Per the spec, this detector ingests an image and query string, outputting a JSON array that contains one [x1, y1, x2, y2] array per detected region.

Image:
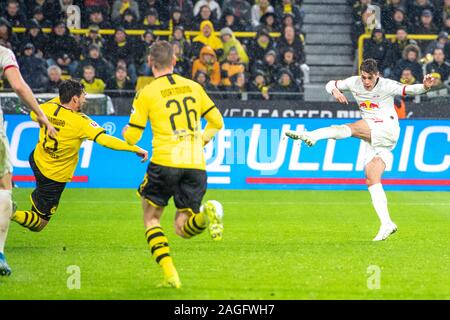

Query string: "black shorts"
[[138, 162, 207, 214], [29, 151, 66, 221]]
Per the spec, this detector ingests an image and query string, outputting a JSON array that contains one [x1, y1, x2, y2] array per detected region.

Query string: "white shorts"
[[0, 117, 12, 177], [363, 117, 400, 166]]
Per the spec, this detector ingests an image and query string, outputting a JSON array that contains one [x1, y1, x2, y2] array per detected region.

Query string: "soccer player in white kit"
[[286, 59, 435, 241], [0, 45, 57, 276]]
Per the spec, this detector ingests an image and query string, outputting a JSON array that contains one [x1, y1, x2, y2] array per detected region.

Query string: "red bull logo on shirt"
[[359, 100, 379, 110]]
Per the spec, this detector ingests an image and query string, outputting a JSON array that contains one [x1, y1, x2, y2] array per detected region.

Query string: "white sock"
[[368, 183, 393, 226], [308, 125, 352, 141], [0, 190, 12, 254]]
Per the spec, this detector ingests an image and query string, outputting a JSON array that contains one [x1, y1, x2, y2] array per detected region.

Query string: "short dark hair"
[[360, 58, 379, 74], [148, 40, 174, 70], [59, 80, 85, 104]]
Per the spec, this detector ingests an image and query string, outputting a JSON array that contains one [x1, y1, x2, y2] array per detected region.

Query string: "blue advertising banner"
[[5, 115, 450, 191]]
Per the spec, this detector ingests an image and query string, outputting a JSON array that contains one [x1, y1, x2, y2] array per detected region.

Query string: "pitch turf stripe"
[[246, 177, 450, 186], [13, 175, 88, 183]]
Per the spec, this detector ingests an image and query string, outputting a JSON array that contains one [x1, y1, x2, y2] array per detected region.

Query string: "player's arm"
[[389, 74, 434, 96], [123, 90, 148, 145], [95, 133, 148, 162], [200, 85, 224, 145], [4, 66, 57, 138], [325, 77, 354, 104]]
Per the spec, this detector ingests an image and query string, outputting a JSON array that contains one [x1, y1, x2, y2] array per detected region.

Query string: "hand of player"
[[36, 114, 58, 138], [332, 88, 348, 104], [423, 74, 435, 90], [135, 147, 149, 163]]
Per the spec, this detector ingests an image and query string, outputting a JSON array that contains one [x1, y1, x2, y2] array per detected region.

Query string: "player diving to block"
[[0, 45, 58, 276], [122, 41, 224, 289], [285, 58, 435, 241], [11, 80, 148, 232]]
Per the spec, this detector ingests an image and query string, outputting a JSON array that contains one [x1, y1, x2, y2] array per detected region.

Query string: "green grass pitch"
[[1, 188, 449, 299]]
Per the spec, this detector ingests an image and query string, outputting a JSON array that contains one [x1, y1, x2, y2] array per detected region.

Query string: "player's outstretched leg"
[[11, 209, 44, 232], [0, 189, 12, 276], [366, 157, 397, 241], [177, 209, 208, 239], [285, 124, 352, 147], [201, 200, 224, 241]]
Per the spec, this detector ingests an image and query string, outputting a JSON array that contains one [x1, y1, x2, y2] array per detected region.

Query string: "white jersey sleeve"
[[325, 76, 358, 94], [382, 78, 428, 96], [0, 46, 19, 72]]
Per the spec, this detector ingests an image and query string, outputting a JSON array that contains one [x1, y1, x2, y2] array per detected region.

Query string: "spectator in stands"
[[275, 0, 304, 30], [218, 9, 245, 32], [270, 68, 301, 101], [389, 27, 418, 68], [112, 0, 140, 23], [352, 0, 372, 23], [84, 1, 110, 12], [220, 27, 249, 65], [80, 65, 106, 94], [32, 6, 52, 28], [392, 44, 423, 82], [20, 19, 48, 59], [27, 1, 61, 24], [259, 12, 278, 33], [172, 40, 191, 77], [169, 6, 186, 30], [192, 45, 221, 86], [171, 26, 191, 61], [169, 0, 194, 28], [400, 67, 419, 85], [247, 70, 270, 100], [384, 7, 412, 34], [0, 18, 19, 52], [224, 72, 247, 100], [104, 27, 137, 82], [136, 29, 156, 76], [352, 6, 377, 51], [80, 25, 106, 58], [193, 70, 220, 99], [413, 9, 438, 34], [18, 43, 48, 90], [77, 44, 113, 82], [426, 48, 450, 86], [4, 0, 26, 27], [193, 5, 218, 30], [85, 6, 112, 29], [426, 31, 450, 58], [141, 8, 164, 30], [382, 0, 404, 30], [281, 13, 302, 34], [280, 48, 304, 89], [408, 0, 435, 26], [251, 0, 274, 30], [140, 0, 168, 24], [45, 65, 63, 93], [220, 47, 245, 87], [253, 49, 279, 85], [222, 0, 252, 28], [443, 14, 450, 34], [276, 26, 306, 65], [121, 8, 139, 29], [363, 28, 393, 76], [248, 28, 275, 67], [192, 20, 223, 58], [60, 0, 75, 18], [194, 0, 221, 21], [47, 21, 81, 76], [106, 66, 134, 97]]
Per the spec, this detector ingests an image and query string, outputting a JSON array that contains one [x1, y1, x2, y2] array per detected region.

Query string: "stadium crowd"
[[351, 0, 450, 91], [0, 0, 308, 100]]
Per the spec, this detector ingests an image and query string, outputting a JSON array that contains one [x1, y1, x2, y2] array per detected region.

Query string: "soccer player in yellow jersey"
[[122, 41, 224, 288], [11, 80, 148, 231]]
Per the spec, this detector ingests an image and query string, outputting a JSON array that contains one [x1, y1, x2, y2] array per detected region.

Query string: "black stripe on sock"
[[188, 219, 202, 233], [156, 253, 170, 264], [151, 242, 168, 255], [183, 225, 196, 237], [23, 211, 29, 226], [30, 216, 41, 229], [146, 232, 165, 243], [145, 227, 163, 238], [192, 217, 206, 231], [28, 212, 37, 227]]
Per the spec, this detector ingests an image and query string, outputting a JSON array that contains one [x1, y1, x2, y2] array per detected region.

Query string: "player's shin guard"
[[309, 125, 352, 141], [368, 183, 393, 226], [11, 210, 42, 231], [0, 190, 12, 253], [181, 212, 207, 239], [145, 225, 179, 283]]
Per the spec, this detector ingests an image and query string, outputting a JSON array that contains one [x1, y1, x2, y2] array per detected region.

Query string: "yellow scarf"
[[283, 4, 293, 14], [119, 1, 130, 15]]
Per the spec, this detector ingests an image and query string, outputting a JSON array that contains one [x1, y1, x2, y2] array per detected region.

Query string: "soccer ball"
[[201, 200, 224, 219]]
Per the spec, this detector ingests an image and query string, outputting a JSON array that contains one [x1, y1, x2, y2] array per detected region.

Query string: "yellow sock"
[[145, 225, 177, 279], [12, 210, 42, 231], [182, 212, 207, 238]]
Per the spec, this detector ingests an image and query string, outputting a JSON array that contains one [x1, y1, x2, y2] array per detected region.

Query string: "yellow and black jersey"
[[127, 73, 223, 170], [31, 97, 106, 183]]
